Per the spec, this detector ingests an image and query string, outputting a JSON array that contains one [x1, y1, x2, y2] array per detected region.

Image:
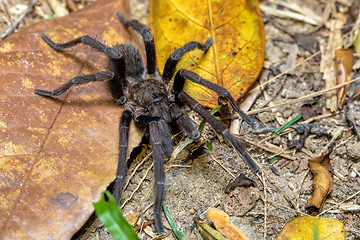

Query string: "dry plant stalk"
[[320, 19, 343, 112]]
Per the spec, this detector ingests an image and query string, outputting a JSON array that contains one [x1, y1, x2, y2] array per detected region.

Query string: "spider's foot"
[[34, 89, 57, 98], [249, 118, 276, 134], [116, 12, 128, 25]]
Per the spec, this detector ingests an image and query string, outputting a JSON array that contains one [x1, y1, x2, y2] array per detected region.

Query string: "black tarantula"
[[35, 12, 259, 235]]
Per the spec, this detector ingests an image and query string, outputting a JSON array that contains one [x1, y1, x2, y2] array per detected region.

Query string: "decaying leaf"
[[195, 219, 231, 240], [208, 208, 248, 240], [299, 101, 323, 120], [305, 149, 334, 214], [225, 173, 257, 194], [150, 0, 265, 107], [277, 216, 345, 240], [0, 0, 144, 239], [124, 213, 141, 226], [335, 48, 354, 109]]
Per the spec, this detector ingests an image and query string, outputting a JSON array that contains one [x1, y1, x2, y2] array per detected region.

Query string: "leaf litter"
[[2, 0, 360, 239]]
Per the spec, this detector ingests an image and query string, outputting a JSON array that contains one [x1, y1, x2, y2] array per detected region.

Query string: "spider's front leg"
[[173, 69, 255, 126], [149, 121, 167, 235], [117, 12, 157, 75], [176, 91, 259, 173], [113, 109, 133, 204], [173, 70, 259, 173]]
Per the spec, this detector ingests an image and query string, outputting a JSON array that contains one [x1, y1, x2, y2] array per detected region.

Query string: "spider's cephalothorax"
[[35, 12, 259, 235]]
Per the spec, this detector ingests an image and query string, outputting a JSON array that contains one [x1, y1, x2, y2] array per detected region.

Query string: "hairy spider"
[[34, 12, 259, 235]]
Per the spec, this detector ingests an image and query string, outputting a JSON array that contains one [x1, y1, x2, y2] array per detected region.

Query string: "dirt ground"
[[1, 0, 360, 239]]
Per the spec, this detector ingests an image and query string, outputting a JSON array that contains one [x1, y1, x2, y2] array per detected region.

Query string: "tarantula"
[[35, 12, 259, 235]]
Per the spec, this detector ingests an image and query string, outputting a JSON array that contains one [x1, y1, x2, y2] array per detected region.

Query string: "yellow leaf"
[[150, 0, 265, 107], [277, 216, 345, 240]]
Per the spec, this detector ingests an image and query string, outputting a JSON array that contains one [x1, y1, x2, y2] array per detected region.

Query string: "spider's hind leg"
[[34, 71, 114, 98]]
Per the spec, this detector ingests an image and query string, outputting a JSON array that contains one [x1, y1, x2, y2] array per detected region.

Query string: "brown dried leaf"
[[124, 213, 140, 226], [299, 101, 323, 120], [0, 0, 144, 239], [208, 208, 248, 240], [305, 149, 334, 214], [335, 48, 354, 109]]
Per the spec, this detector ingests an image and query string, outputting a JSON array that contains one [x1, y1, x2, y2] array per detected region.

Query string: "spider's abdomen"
[[129, 78, 171, 121]]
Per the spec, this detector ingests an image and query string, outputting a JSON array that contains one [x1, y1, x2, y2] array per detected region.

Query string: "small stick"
[[123, 151, 152, 190], [296, 169, 310, 211], [1, 0, 40, 39], [210, 155, 235, 178], [242, 138, 297, 161], [121, 162, 153, 208], [249, 50, 321, 93], [246, 76, 360, 115], [266, 198, 309, 216], [319, 189, 360, 216], [262, 172, 267, 240]]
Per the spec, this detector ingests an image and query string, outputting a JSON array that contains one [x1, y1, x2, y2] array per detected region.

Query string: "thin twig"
[[123, 151, 152, 190], [242, 138, 297, 161], [1, 0, 40, 39], [246, 76, 360, 115], [266, 198, 309, 216], [319, 189, 360, 216], [121, 162, 153, 209], [210, 155, 235, 178], [262, 172, 267, 240], [296, 169, 309, 211], [249, 50, 321, 93]]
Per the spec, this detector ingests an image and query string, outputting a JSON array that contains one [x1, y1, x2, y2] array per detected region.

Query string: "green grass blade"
[[93, 191, 139, 240], [271, 114, 302, 135], [162, 202, 183, 240], [197, 105, 222, 134]]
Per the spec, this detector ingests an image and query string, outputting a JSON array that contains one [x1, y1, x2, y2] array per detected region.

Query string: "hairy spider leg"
[[174, 69, 255, 126], [177, 91, 259, 173], [149, 121, 166, 235], [158, 120, 173, 157], [41, 34, 122, 60], [173, 70, 259, 173], [169, 103, 200, 139], [34, 71, 114, 97], [36, 34, 128, 101], [113, 109, 133, 204], [161, 39, 214, 139], [162, 39, 213, 83], [117, 12, 157, 75]]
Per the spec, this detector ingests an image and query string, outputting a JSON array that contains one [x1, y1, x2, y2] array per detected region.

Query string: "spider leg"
[[41, 34, 122, 61], [162, 38, 213, 83], [177, 91, 259, 173], [113, 109, 133, 204], [169, 103, 200, 139], [173, 69, 254, 126], [117, 12, 157, 75], [158, 120, 173, 157], [149, 121, 166, 235], [34, 71, 114, 98]]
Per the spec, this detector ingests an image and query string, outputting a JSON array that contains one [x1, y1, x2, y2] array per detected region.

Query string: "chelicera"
[[34, 12, 259, 235]]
